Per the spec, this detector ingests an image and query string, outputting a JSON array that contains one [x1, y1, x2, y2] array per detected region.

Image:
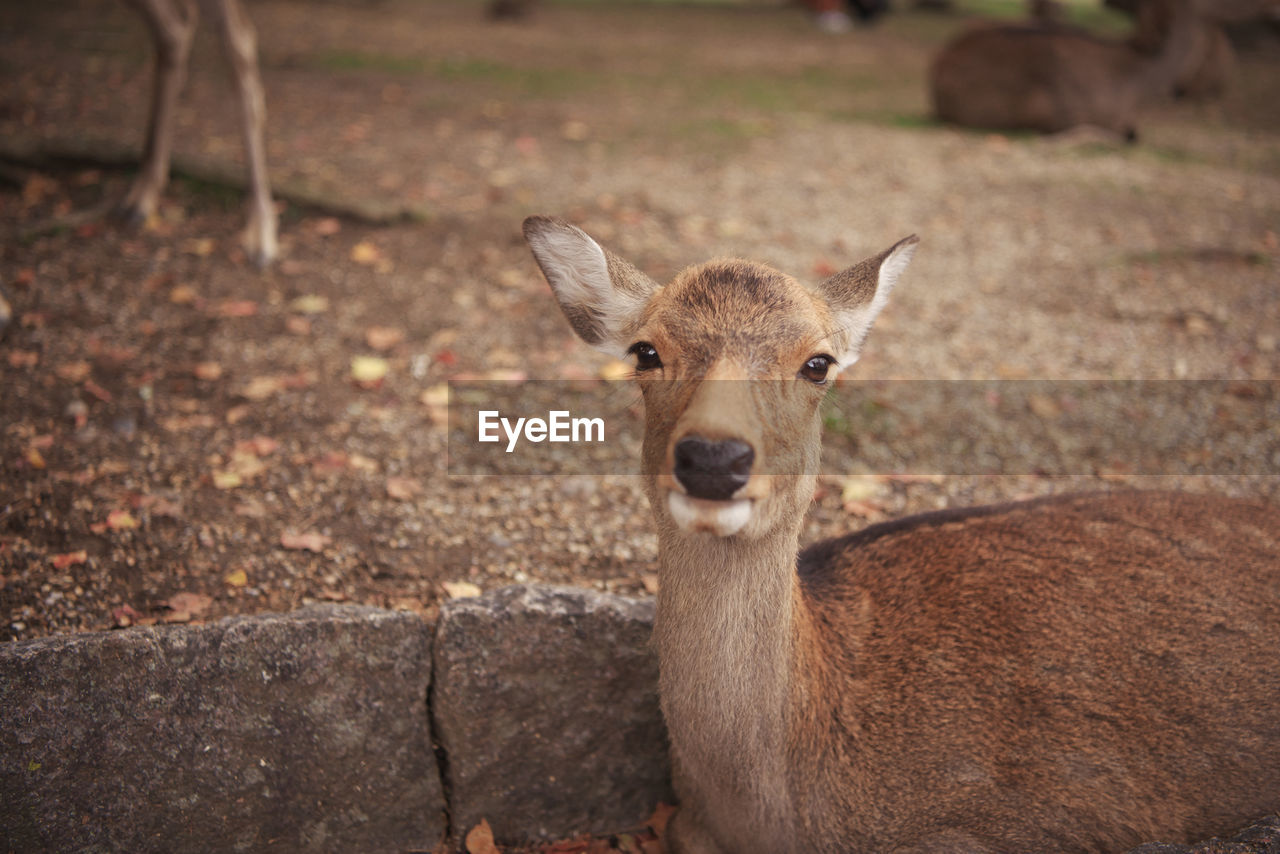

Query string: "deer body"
[[522, 216, 1280, 854], [119, 0, 277, 266], [929, 0, 1207, 138]]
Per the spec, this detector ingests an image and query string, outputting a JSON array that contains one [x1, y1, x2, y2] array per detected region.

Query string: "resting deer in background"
[[119, 0, 277, 267], [523, 215, 1280, 854], [929, 0, 1216, 138]]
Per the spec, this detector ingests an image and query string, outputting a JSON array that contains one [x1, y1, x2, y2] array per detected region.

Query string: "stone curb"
[[2, 586, 1276, 853]]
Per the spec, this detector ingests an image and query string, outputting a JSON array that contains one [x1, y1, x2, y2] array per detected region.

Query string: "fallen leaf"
[[443, 580, 483, 599], [106, 509, 139, 530], [465, 819, 500, 854], [646, 802, 676, 837], [241, 375, 286, 400], [169, 284, 198, 305], [312, 451, 350, 476], [212, 470, 243, 490], [24, 446, 46, 469], [840, 477, 879, 504], [193, 361, 223, 381], [83, 379, 113, 403], [165, 591, 213, 623], [311, 217, 342, 237], [112, 604, 141, 628], [289, 294, 329, 315], [351, 355, 390, 386], [8, 350, 39, 368], [285, 316, 312, 336], [350, 241, 382, 265], [183, 237, 216, 257], [843, 499, 883, 519], [55, 361, 92, 383], [50, 550, 88, 570], [641, 574, 660, 595], [1027, 393, 1062, 419], [216, 299, 258, 318], [386, 476, 422, 500], [235, 436, 280, 456], [365, 325, 406, 352], [280, 530, 332, 553]]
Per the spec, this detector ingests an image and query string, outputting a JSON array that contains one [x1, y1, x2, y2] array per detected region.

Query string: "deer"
[[929, 0, 1218, 139], [522, 215, 1280, 854], [117, 0, 277, 267]]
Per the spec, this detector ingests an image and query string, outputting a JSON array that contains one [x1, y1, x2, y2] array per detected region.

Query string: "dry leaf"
[[241, 375, 286, 401], [106, 509, 139, 530], [169, 284, 198, 304], [216, 299, 258, 318], [184, 237, 216, 257], [165, 591, 213, 623], [641, 574, 660, 595], [212, 471, 243, 490], [464, 819, 500, 854], [350, 241, 382, 265], [112, 604, 141, 628], [55, 361, 92, 383], [50, 550, 88, 570], [365, 325, 406, 352], [843, 499, 883, 519], [443, 580, 483, 599], [289, 294, 330, 315], [8, 350, 39, 368], [840, 477, 879, 504], [280, 530, 332, 553], [647, 802, 676, 836], [1027, 393, 1062, 419], [351, 355, 390, 386], [24, 446, 46, 469], [193, 361, 223, 381], [386, 476, 422, 500], [311, 217, 342, 236]]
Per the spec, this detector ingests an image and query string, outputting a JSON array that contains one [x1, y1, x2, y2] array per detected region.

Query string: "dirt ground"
[[1, 0, 1278, 648]]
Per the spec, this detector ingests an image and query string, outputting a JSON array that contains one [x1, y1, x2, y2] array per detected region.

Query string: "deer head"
[[524, 215, 917, 539]]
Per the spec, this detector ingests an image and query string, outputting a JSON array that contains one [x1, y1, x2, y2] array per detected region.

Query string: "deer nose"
[[673, 437, 755, 501]]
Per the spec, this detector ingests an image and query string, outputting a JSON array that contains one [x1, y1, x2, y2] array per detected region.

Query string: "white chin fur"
[[668, 492, 752, 537]]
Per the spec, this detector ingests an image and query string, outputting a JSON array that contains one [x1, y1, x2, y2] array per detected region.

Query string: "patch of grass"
[[303, 50, 600, 98]]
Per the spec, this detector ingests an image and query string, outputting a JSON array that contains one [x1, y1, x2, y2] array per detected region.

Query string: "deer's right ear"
[[523, 216, 659, 358]]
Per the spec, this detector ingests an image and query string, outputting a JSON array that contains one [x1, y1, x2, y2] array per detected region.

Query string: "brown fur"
[[521, 216, 1280, 854], [929, 0, 1215, 137]]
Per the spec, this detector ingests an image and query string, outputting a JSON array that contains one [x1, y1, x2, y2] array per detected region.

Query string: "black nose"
[[673, 437, 755, 501]]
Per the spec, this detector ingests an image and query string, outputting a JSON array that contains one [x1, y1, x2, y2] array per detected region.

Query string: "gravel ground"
[[1, 0, 1278, 641]]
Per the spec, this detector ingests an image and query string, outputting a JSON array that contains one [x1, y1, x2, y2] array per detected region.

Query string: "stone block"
[[433, 585, 670, 848], [0, 605, 443, 853]]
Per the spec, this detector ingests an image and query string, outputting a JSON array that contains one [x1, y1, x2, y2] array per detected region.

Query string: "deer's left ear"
[[523, 216, 660, 358], [815, 234, 918, 371]]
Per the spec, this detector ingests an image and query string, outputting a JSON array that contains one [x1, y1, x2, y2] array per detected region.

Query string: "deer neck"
[[652, 496, 810, 848]]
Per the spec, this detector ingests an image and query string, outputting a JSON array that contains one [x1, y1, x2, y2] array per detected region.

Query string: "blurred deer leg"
[[210, 0, 277, 267], [119, 0, 198, 225]]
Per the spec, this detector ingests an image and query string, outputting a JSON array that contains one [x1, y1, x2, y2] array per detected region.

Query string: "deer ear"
[[816, 234, 918, 372], [523, 216, 660, 358]]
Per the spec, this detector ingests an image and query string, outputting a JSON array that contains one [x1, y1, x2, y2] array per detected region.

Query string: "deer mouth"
[[667, 491, 753, 537]]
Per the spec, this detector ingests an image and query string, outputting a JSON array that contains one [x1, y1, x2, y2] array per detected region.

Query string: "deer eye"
[[799, 355, 833, 385], [628, 342, 663, 372]]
